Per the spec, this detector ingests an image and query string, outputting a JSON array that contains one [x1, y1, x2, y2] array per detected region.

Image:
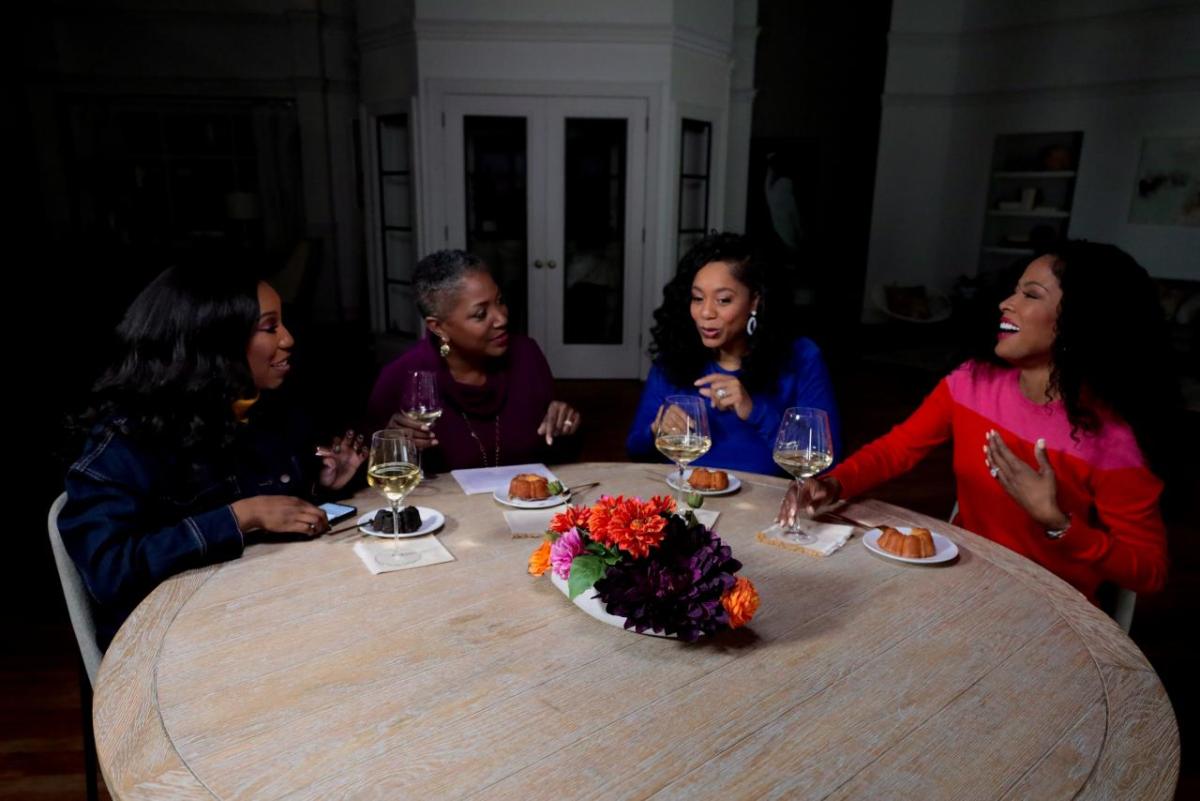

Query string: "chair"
[[948, 501, 1135, 634], [1112, 588, 1137, 634], [47, 493, 101, 801]]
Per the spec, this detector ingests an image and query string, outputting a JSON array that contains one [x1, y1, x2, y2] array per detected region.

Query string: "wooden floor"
[[6, 355, 1196, 800]]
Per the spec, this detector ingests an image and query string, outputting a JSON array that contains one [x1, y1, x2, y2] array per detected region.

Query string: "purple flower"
[[594, 514, 741, 641], [550, 527, 586, 579]]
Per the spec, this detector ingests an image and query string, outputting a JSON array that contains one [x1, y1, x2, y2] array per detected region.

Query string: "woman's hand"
[[315, 429, 366, 490], [776, 476, 843, 528], [385, 412, 439, 450], [984, 431, 1069, 530], [694, 374, 753, 420], [651, 403, 692, 436], [538, 401, 581, 445], [232, 496, 329, 536]]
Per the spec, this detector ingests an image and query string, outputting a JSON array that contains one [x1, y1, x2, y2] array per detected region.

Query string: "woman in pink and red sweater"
[[788, 241, 1179, 603]]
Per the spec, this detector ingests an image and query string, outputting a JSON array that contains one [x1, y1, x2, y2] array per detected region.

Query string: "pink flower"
[[550, 527, 586, 579]]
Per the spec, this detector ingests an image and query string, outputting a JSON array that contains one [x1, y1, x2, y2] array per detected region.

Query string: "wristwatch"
[[1045, 514, 1072, 540]]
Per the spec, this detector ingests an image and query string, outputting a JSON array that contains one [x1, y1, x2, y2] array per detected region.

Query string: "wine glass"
[[367, 430, 423, 566], [654, 395, 711, 503], [402, 370, 440, 477], [402, 370, 442, 427], [772, 407, 834, 544]]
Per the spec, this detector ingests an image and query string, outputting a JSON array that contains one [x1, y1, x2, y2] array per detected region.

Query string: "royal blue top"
[[626, 338, 842, 476]]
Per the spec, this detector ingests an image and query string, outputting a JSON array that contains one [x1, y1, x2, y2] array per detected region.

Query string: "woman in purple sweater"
[[366, 250, 582, 471]]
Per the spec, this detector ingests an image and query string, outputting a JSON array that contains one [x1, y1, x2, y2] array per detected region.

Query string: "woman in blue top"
[[627, 232, 841, 475]]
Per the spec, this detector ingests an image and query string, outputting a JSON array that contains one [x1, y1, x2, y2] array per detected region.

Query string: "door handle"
[[547, 260, 558, 269], [533, 260, 544, 269]]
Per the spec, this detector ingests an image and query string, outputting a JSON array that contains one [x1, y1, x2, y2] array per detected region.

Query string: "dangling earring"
[[746, 309, 758, 336], [439, 339, 451, 358]]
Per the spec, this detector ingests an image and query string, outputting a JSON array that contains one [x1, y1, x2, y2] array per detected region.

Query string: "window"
[[677, 118, 712, 258], [376, 114, 419, 334]]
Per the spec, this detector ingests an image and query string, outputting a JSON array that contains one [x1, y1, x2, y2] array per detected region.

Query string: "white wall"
[[867, 0, 1200, 313], [357, 0, 753, 357]]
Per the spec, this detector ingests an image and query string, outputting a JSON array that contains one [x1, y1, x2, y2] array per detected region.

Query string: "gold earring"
[[439, 339, 451, 358]]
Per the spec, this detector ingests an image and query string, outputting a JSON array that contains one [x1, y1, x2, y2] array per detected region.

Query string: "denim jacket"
[[60, 413, 318, 650]]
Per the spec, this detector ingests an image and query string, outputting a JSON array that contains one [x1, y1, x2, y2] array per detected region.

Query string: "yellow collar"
[[232, 394, 260, 423]]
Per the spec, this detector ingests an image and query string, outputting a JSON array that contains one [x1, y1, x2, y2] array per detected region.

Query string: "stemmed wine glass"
[[772, 407, 834, 544], [654, 395, 711, 504], [367, 430, 423, 566]]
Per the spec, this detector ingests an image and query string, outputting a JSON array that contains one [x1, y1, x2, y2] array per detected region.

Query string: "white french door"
[[442, 94, 647, 378]]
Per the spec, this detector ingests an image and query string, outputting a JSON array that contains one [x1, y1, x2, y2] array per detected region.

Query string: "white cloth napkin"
[[450, 463, 560, 495], [352, 536, 455, 574], [502, 507, 721, 537], [757, 522, 855, 557]]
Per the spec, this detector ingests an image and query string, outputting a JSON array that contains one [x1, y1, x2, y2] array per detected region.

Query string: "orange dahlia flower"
[[528, 541, 552, 576], [721, 577, 759, 628]]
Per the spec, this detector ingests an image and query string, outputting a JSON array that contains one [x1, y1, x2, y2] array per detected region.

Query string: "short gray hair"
[[413, 249, 489, 318]]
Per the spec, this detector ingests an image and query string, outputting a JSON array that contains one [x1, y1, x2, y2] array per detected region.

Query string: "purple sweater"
[[366, 335, 577, 471]]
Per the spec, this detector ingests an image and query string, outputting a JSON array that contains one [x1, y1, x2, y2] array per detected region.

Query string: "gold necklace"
[[460, 411, 501, 467]]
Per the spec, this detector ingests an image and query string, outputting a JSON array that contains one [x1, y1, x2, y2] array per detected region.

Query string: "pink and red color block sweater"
[[830, 361, 1167, 602]]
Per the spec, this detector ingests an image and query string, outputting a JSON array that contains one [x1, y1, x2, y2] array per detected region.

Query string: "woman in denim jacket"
[[60, 262, 364, 650]]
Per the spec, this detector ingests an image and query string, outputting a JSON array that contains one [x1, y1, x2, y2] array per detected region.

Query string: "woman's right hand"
[[231, 496, 329, 536], [651, 403, 692, 437], [385, 412, 439, 450], [776, 476, 842, 528]]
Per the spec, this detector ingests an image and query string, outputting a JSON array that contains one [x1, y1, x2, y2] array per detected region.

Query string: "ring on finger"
[[989, 466, 1000, 479], [715, 387, 728, 400]]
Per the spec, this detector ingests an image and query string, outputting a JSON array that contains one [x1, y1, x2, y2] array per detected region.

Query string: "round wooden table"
[[94, 462, 1179, 800]]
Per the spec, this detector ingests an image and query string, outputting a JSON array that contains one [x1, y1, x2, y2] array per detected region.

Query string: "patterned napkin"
[[756, 522, 856, 557]]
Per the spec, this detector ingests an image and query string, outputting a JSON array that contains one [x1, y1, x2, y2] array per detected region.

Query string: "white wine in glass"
[[773, 407, 834, 545], [654, 395, 711, 502], [403, 370, 443, 425], [367, 430, 422, 566]]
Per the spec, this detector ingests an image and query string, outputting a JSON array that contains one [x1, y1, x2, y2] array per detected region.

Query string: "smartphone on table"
[[318, 502, 357, 526]]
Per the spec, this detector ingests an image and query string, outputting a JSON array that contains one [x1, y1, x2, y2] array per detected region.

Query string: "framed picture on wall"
[[1129, 136, 1200, 227]]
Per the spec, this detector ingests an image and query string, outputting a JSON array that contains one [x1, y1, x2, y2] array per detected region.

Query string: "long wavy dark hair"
[[648, 233, 796, 393], [971, 240, 1180, 478], [75, 261, 264, 457]]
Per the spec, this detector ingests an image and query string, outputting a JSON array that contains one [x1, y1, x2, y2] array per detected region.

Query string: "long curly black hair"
[[648, 233, 796, 393], [74, 260, 264, 458], [971, 240, 1180, 478]]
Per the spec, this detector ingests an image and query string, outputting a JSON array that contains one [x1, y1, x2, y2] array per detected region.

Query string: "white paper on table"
[[352, 536, 455, 574], [503, 508, 559, 536], [450, 463, 560, 495]]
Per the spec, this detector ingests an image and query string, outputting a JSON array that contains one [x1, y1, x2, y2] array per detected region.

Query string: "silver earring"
[[746, 309, 758, 336]]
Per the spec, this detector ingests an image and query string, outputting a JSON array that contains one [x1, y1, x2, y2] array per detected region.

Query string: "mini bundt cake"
[[373, 506, 422, 534], [509, 473, 551, 500], [876, 526, 935, 558], [687, 468, 729, 491]]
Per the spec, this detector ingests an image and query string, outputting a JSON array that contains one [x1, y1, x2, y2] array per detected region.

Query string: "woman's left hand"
[[694, 374, 753, 420], [984, 430, 1070, 530], [538, 401, 581, 445], [315, 429, 366, 490]]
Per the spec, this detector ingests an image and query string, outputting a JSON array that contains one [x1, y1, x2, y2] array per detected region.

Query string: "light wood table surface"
[[94, 462, 1179, 800]]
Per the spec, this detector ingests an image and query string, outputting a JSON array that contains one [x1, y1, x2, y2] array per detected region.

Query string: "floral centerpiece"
[[528, 495, 759, 641]]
